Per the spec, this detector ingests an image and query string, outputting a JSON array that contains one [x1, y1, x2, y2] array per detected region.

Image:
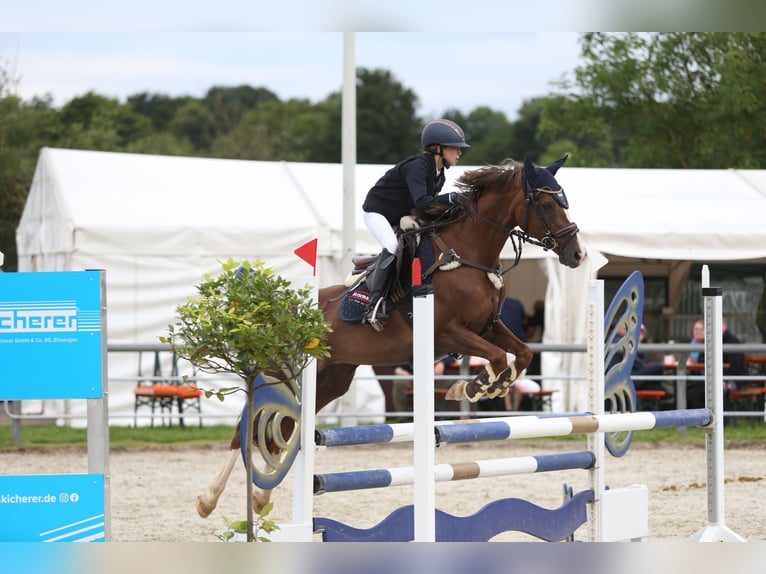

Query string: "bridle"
[[469, 174, 580, 274]]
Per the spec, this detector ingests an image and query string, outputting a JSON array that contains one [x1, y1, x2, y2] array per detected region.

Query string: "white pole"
[[689, 265, 745, 541], [286, 275, 318, 541], [341, 32, 356, 276], [412, 264, 436, 541], [586, 278, 605, 542]]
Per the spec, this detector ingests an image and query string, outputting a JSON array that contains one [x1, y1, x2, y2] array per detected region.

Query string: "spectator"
[[687, 319, 705, 367], [686, 319, 706, 408], [499, 297, 527, 341], [632, 324, 666, 392], [525, 299, 545, 342], [722, 320, 747, 381]]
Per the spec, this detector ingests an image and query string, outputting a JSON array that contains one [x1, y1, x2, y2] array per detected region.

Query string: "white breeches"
[[363, 210, 399, 254]]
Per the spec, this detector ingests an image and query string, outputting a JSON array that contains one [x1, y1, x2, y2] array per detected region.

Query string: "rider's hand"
[[449, 192, 466, 205]]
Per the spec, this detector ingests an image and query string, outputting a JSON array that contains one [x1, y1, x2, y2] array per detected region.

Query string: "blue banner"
[[0, 271, 103, 399], [0, 474, 105, 542]]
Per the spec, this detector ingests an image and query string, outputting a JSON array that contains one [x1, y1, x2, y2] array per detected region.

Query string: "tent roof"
[[18, 148, 766, 263], [560, 167, 766, 261]]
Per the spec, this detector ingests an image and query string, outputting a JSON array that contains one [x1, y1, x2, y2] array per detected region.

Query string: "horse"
[[196, 155, 587, 518]]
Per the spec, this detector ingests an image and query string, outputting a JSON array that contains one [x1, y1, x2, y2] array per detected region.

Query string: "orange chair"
[[132, 351, 203, 427]]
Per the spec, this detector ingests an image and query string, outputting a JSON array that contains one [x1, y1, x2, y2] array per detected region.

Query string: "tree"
[[355, 68, 421, 164], [58, 91, 153, 149], [0, 69, 62, 270], [168, 100, 217, 151], [204, 85, 279, 135], [211, 98, 335, 161], [538, 32, 766, 168], [163, 259, 331, 541], [127, 92, 195, 132], [441, 106, 514, 165]]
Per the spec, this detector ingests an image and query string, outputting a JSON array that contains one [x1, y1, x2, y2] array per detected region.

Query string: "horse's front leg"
[[485, 320, 533, 378], [438, 326, 528, 402]]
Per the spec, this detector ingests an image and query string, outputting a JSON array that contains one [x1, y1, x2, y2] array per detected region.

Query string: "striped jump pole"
[[435, 409, 713, 445], [315, 415, 548, 447], [314, 451, 596, 494]]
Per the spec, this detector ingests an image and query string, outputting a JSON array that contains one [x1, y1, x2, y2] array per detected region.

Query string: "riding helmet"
[[421, 119, 471, 148]]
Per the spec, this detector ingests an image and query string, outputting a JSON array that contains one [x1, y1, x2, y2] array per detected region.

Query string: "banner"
[[0, 271, 103, 399]]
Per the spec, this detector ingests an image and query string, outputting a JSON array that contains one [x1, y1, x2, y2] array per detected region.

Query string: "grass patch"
[[0, 424, 236, 450]]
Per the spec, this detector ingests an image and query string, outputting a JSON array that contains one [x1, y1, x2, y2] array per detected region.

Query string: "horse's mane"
[[455, 158, 521, 198], [412, 158, 522, 226]]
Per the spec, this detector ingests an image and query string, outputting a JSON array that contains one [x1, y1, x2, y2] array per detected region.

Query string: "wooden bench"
[[729, 387, 766, 414], [635, 389, 667, 411], [132, 350, 202, 427]]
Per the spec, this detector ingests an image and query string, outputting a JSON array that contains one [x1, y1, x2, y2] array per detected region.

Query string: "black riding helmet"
[[421, 119, 470, 169], [420, 119, 471, 149]]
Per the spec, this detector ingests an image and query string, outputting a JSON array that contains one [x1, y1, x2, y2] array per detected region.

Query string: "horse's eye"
[[541, 198, 556, 211]]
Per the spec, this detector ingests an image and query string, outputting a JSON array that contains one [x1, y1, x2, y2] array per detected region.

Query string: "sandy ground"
[[3, 437, 765, 543]]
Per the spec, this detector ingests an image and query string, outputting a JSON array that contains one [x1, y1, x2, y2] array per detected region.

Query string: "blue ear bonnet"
[[533, 167, 569, 208], [523, 155, 569, 209]]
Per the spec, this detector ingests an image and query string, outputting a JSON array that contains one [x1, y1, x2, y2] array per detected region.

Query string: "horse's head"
[[517, 155, 586, 268]]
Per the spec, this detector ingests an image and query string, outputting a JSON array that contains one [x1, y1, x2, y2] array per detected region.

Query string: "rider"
[[360, 118, 470, 331]]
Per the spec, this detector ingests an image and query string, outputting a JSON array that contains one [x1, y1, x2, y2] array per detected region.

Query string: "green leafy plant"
[[217, 502, 280, 542], [161, 258, 330, 541]]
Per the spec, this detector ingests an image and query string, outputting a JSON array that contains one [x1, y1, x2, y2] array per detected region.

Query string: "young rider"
[[361, 118, 470, 331]]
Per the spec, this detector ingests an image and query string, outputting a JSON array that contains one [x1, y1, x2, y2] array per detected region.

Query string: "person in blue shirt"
[[360, 119, 470, 331], [499, 297, 527, 341]]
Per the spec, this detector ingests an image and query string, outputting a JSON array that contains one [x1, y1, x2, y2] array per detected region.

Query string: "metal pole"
[[587, 279, 605, 541], [341, 32, 356, 275], [87, 270, 111, 541], [688, 265, 745, 541]]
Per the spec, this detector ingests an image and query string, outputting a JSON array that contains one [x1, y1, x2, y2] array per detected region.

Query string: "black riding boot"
[[361, 248, 396, 331]]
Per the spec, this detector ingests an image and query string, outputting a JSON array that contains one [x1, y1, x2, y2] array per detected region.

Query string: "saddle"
[[339, 218, 436, 326]]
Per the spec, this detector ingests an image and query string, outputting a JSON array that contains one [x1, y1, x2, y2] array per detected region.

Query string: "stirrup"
[[362, 300, 388, 332]]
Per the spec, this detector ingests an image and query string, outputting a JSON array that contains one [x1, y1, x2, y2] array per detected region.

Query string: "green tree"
[[212, 98, 334, 161], [441, 106, 514, 165], [163, 259, 331, 541], [168, 100, 217, 151], [128, 92, 195, 132], [355, 68, 421, 164], [538, 32, 766, 168], [204, 85, 279, 135], [58, 91, 153, 149], [0, 69, 62, 270]]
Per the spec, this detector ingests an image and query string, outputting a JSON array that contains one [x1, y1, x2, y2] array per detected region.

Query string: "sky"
[[0, 32, 583, 121]]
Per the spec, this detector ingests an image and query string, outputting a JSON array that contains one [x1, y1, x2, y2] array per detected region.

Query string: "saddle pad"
[[340, 284, 371, 322]]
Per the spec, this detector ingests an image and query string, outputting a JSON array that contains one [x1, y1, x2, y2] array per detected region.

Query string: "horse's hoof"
[[446, 380, 485, 402], [196, 496, 214, 518], [253, 490, 273, 514], [444, 381, 467, 401]]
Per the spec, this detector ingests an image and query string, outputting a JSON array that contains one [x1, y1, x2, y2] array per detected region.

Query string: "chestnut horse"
[[196, 156, 587, 517]]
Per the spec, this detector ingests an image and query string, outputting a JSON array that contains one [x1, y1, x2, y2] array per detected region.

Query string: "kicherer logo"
[[0, 301, 77, 333]]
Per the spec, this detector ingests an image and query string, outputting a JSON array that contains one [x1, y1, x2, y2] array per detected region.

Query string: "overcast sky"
[[0, 32, 583, 120]]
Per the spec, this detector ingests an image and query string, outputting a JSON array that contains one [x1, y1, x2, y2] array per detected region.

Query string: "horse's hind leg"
[[197, 448, 239, 518], [196, 449, 275, 517]]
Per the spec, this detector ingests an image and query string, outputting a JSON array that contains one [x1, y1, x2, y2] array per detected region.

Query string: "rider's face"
[[442, 145, 463, 165]]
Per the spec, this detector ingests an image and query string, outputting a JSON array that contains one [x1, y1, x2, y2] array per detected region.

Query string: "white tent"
[[15, 148, 766, 416]]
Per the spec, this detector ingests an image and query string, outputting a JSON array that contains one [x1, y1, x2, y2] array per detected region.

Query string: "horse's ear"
[[523, 156, 538, 187], [546, 154, 569, 175]]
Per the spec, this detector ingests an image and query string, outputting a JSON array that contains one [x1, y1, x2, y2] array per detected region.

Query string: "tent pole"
[[341, 32, 356, 274]]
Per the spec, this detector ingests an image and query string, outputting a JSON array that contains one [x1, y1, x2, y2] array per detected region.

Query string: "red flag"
[[294, 238, 318, 276]]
